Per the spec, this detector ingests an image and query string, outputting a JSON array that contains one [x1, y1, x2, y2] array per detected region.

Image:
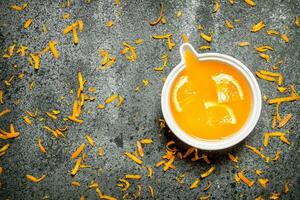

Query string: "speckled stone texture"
[[0, 0, 299, 199]]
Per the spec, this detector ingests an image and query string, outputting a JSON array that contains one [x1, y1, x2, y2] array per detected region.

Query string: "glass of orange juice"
[[161, 43, 262, 150]]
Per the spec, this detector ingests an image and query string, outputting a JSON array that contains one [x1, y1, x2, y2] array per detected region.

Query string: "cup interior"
[[161, 52, 262, 150]]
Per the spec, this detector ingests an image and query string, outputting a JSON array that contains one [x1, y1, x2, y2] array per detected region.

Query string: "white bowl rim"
[[161, 44, 262, 150]]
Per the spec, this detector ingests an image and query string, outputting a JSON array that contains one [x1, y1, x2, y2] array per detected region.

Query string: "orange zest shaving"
[[46, 112, 57, 120], [258, 178, 269, 188], [48, 41, 59, 59], [155, 160, 165, 167], [245, 145, 265, 158], [183, 147, 195, 158], [200, 32, 212, 42], [228, 153, 239, 163], [147, 166, 153, 177], [281, 34, 289, 43], [267, 29, 279, 35], [239, 42, 250, 47], [10, 3, 28, 11], [0, 108, 11, 117], [200, 166, 215, 178], [43, 126, 58, 138], [0, 144, 10, 153], [163, 156, 175, 171], [71, 143, 86, 159], [201, 153, 211, 164], [124, 152, 143, 165], [105, 94, 118, 104], [152, 33, 176, 51], [149, 3, 164, 26], [0, 90, 3, 104], [38, 138, 46, 153], [24, 19, 32, 29], [225, 20, 234, 29], [71, 158, 81, 176], [0, 124, 20, 139], [181, 34, 189, 43], [255, 72, 276, 82], [243, 0, 256, 7], [71, 181, 81, 186], [16, 45, 28, 56], [263, 132, 290, 147], [125, 174, 141, 179], [140, 138, 153, 144], [85, 135, 94, 147], [137, 141, 144, 157], [237, 171, 255, 187], [199, 45, 211, 50], [117, 95, 124, 107], [212, 0, 220, 13], [259, 53, 270, 62], [29, 53, 40, 70], [271, 150, 281, 161], [278, 114, 292, 128], [269, 95, 299, 104], [122, 42, 137, 61], [148, 185, 155, 198], [98, 147, 103, 156], [154, 54, 168, 71], [106, 20, 113, 27], [251, 21, 265, 32], [203, 181, 212, 191], [26, 174, 46, 183], [283, 181, 289, 193], [234, 173, 241, 183], [119, 179, 130, 191], [255, 45, 273, 53], [190, 178, 200, 189]]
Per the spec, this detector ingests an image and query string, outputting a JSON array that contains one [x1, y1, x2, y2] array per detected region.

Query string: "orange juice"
[[170, 50, 252, 140]]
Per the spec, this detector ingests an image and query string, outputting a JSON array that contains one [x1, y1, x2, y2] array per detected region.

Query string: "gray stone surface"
[[0, 0, 299, 199]]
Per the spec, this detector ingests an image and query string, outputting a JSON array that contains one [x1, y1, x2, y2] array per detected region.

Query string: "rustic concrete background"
[[0, 0, 299, 199]]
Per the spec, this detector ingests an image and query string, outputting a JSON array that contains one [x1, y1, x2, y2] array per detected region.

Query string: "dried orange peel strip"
[[263, 132, 290, 147], [268, 85, 299, 104]]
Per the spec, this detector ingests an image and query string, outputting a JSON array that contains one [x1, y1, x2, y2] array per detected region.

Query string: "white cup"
[[161, 43, 262, 150]]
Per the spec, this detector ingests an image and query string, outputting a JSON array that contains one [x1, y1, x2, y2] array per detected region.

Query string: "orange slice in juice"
[[212, 73, 244, 103]]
